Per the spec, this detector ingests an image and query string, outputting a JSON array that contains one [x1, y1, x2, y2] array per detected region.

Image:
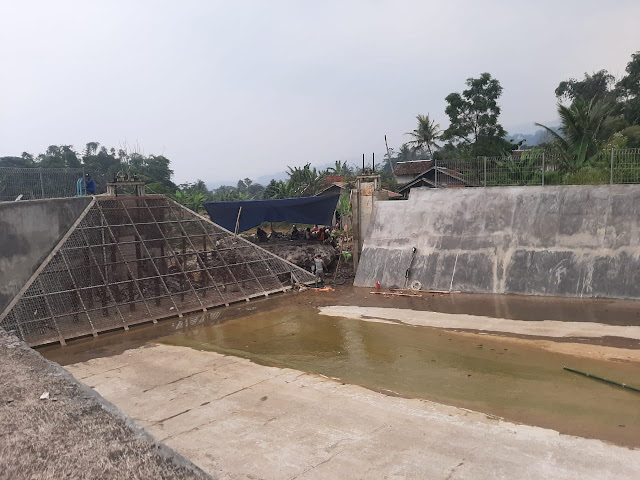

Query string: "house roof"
[[321, 175, 345, 185], [315, 182, 345, 196], [397, 167, 476, 193], [394, 160, 432, 176], [383, 189, 403, 198]]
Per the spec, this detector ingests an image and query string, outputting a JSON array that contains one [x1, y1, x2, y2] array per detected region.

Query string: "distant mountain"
[[507, 126, 559, 147], [205, 161, 343, 191], [255, 170, 289, 185]]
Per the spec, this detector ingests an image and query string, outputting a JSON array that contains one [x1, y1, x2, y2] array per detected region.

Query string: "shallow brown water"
[[159, 305, 640, 448], [40, 287, 640, 447]]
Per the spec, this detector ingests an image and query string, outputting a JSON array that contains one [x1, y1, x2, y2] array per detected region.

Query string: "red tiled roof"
[[394, 160, 432, 176], [382, 189, 402, 198], [322, 175, 345, 185]]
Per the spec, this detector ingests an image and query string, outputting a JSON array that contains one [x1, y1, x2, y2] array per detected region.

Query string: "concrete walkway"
[[66, 343, 640, 480], [0, 330, 210, 480], [319, 305, 640, 340]]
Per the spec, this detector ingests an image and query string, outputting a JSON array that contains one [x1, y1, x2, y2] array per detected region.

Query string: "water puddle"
[[159, 305, 640, 448]]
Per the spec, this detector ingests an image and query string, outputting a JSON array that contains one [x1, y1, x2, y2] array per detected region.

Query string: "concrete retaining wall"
[[0, 197, 90, 313], [354, 185, 640, 299]]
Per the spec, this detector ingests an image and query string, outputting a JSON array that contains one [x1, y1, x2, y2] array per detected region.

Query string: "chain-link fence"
[[428, 148, 640, 188], [0, 167, 86, 201]]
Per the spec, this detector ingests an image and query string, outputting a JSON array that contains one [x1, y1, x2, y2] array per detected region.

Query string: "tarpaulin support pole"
[[234, 206, 242, 235]]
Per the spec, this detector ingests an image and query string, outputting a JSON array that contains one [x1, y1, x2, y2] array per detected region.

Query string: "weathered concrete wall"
[[0, 197, 91, 313], [354, 185, 640, 299]]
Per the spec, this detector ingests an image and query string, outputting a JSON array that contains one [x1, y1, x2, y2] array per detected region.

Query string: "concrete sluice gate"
[[0, 195, 315, 347], [355, 185, 640, 299]]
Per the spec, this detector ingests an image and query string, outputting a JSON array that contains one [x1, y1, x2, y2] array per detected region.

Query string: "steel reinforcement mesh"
[[1, 196, 315, 346]]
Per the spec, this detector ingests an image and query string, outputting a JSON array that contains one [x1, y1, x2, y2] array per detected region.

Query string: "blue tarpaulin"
[[203, 194, 340, 233]]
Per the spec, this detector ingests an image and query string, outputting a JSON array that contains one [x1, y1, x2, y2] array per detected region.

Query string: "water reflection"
[[160, 305, 640, 448]]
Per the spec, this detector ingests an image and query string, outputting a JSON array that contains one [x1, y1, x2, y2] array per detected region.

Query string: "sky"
[[1, 0, 639, 185]]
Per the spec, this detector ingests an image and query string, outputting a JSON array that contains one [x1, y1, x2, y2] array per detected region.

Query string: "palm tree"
[[327, 160, 352, 176], [535, 99, 614, 171], [406, 114, 442, 157]]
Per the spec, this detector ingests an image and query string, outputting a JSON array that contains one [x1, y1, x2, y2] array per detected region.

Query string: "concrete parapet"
[[354, 185, 640, 299], [0, 197, 91, 313]]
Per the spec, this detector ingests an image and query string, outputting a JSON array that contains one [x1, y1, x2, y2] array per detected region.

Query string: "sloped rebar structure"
[[0, 196, 316, 346]]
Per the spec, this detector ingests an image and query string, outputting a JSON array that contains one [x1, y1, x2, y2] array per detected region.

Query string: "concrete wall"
[[0, 197, 90, 313], [354, 185, 640, 299]]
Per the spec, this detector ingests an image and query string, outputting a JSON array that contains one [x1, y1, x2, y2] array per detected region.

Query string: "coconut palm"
[[406, 114, 442, 157], [535, 99, 614, 171]]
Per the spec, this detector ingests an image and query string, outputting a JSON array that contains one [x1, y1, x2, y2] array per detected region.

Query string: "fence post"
[[610, 149, 614, 185], [435, 158, 438, 187], [39, 169, 45, 199], [483, 157, 487, 187], [541, 152, 545, 186]]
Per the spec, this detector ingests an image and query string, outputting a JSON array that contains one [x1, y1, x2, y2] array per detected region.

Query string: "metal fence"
[[0, 167, 85, 202], [429, 148, 640, 188], [0, 196, 316, 346]]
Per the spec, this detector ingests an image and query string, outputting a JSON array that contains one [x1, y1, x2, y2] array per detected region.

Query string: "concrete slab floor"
[[66, 343, 640, 480]]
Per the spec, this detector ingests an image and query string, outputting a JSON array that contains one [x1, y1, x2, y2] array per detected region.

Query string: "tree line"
[[0, 143, 175, 195], [3, 51, 639, 206], [387, 51, 640, 185]]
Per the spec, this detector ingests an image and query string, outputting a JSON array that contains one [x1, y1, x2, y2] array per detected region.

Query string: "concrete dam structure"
[[355, 185, 640, 299], [0, 197, 92, 314], [0, 195, 315, 347]]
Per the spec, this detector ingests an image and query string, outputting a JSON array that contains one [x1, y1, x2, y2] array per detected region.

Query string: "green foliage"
[[443, 73, 508, 157], [616, 52, 640, 124], [621, 125, 640, 148], [491, 149, 540, 186], [0, 154, 34, 168], [337, 193, 351, 218], [555, 70, 616, 103], [36, 145, 81, 168], [286, 163, 324, 196], [326, 160, 353, 176], [601, 132, 628, 151], [564, 167, 610, 185], [171, 190, 208, 212], [235, 177, 265, 199], [535, 99, 615, 172], [406, 114, 442, 157], [145, 182, 172, 195]]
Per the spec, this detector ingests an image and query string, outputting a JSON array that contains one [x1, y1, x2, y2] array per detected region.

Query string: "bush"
[[564, 167, 609, 185]]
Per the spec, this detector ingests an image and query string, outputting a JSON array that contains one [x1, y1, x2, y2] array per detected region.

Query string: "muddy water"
[[160, 305, 640, 448], [40, 288, 640, 447]]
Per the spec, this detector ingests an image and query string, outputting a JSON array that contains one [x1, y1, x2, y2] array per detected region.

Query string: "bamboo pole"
[[563, 366, 640, 393]]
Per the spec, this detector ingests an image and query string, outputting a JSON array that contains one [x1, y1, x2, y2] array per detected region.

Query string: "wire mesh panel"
[[425, 149, 640, 189], [0, 167, 85, 201], [612, 148, 640, 184], [0, 195, 316, 346], [484, 154, 545, 186], [434, 158, 483, 188]]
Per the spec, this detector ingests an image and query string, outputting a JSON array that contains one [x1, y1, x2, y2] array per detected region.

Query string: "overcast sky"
[[1, 1, 639, 184]]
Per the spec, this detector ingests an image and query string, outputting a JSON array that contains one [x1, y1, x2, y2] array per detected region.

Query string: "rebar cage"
[[0, 195, 316, 346]]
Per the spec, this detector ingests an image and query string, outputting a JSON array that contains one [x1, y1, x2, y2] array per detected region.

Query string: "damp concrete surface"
[[42, 287, 640, 479]]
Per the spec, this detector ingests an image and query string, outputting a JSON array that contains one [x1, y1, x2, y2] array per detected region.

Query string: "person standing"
[[313, 254, 326, 284], [85, 174, 96, 194]]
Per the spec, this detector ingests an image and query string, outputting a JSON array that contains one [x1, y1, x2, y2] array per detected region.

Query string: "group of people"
[[255, 224, 338, 249], [291, 224, 333, 243]]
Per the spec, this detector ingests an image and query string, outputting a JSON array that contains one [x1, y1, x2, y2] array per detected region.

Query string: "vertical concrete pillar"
[[352, 174, 383, 273]]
